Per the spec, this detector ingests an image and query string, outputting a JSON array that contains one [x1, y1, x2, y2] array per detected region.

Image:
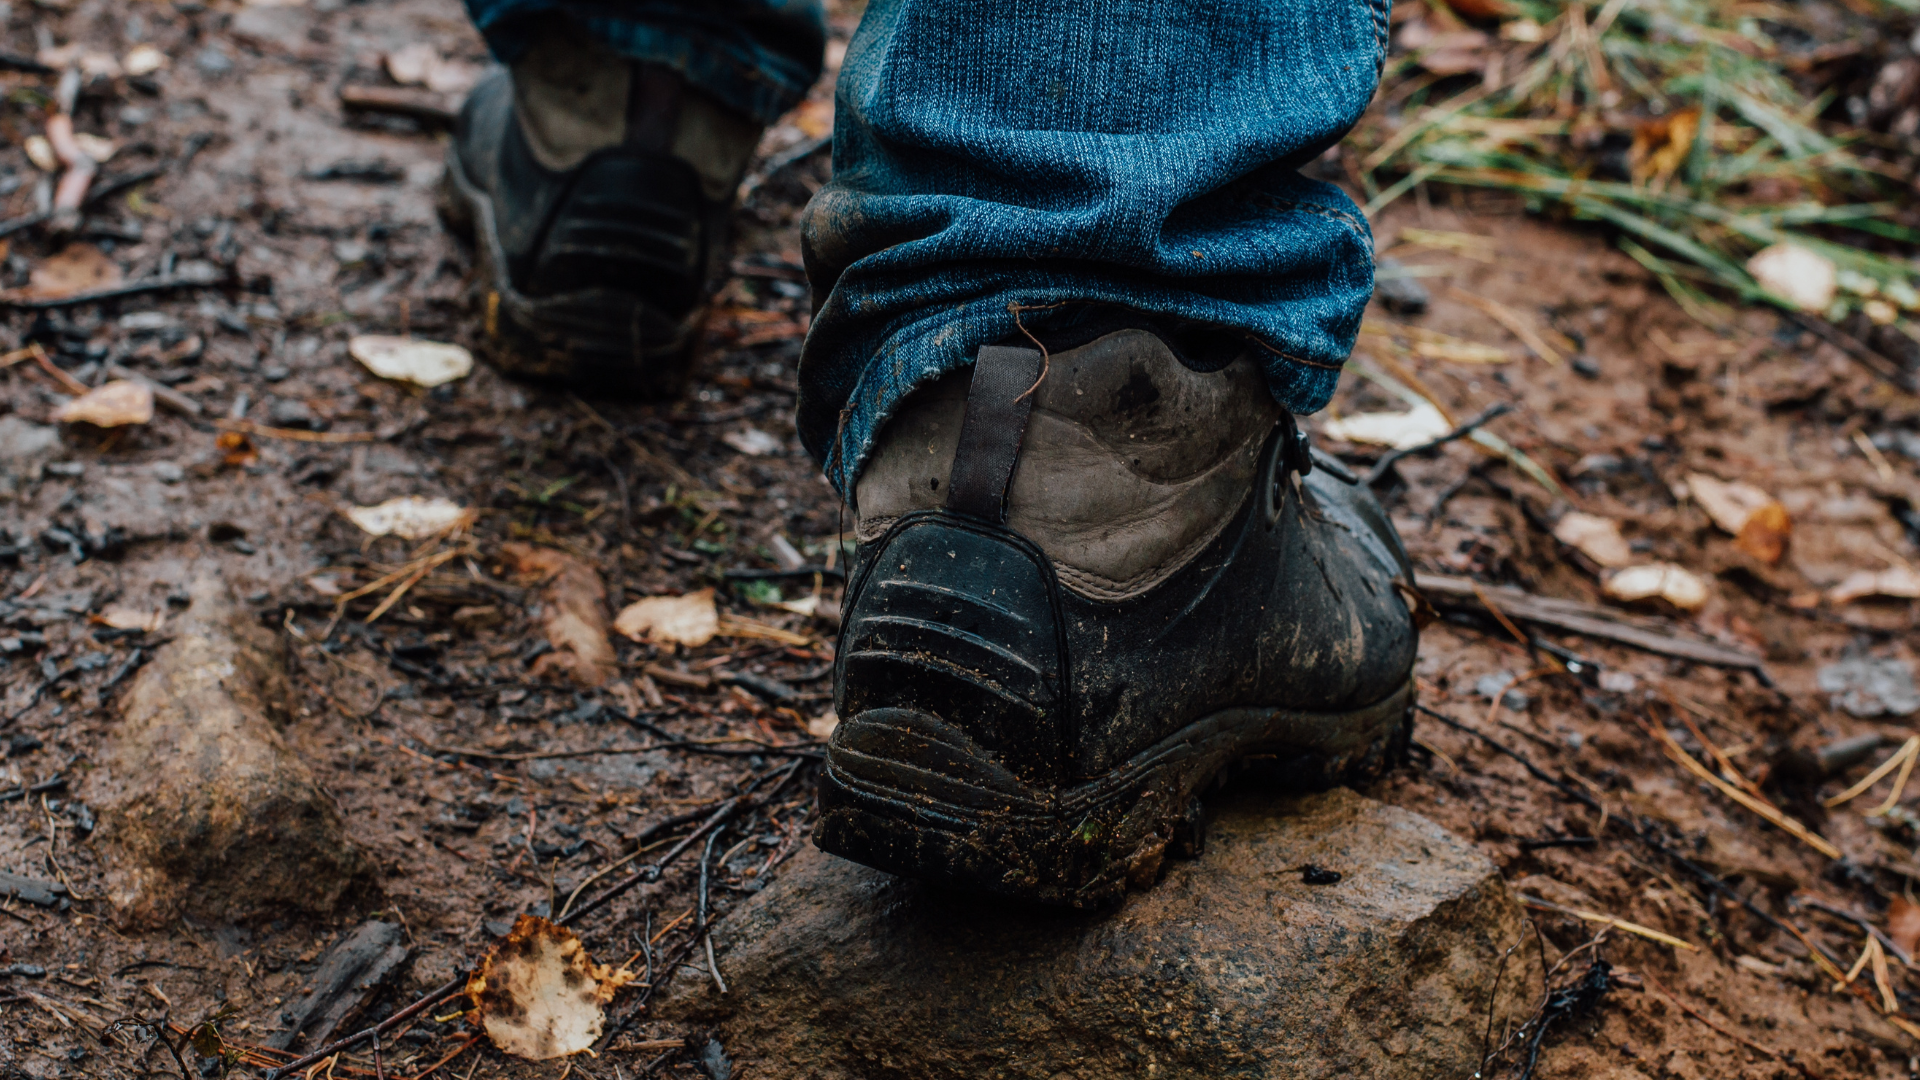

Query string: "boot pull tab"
[[945, 345, 1045, 523]]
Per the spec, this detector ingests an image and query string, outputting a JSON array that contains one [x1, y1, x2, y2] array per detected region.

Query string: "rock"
[[0, 415, 61, 498], [268, 921, 411, 1051], [1817, 657, 1920, 718], [664, 789, 1525, 1080], [1374, 258, 1430, 316], [88, 574, 367, 926]]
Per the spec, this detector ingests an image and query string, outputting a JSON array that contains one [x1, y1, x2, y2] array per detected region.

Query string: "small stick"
[[1363, 402, 1516, 487], [1826, 736, 1920, 808], [698, 829, 728, 995], [1644, 719, 1841, 859], [1515, 893, 1698, 951], [214, 418, 383, 444]]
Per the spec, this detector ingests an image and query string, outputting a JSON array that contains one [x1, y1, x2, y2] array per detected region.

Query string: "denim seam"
[[1248, 337, 1345, 370]]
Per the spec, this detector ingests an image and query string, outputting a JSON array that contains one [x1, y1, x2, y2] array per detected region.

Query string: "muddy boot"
[[440, 22, 762, 396], [815, 327, 1422, 906]]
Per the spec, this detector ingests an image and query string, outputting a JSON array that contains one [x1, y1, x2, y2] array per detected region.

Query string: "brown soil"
[[2, 1, 1920, 1079]]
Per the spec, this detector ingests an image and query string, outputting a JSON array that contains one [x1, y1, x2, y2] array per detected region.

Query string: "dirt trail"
[[1, 1, 1919, 1078]]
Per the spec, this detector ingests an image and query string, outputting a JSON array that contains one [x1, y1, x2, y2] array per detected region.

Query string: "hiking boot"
[[440, 22, 762, 396], [815, 326, 1422, 906]]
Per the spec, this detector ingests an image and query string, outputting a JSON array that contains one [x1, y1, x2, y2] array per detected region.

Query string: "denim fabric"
[[798, 0, 1390, 498], [463, 0, 826, 126]]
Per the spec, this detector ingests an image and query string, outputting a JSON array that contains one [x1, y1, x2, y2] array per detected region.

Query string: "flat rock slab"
[[666, 788, 1523, 1080]]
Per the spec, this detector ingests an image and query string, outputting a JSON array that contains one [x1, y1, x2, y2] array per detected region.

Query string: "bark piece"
[[268, 921, 411, 1051], [1417, 572, 1762, 670], [89, 574, 366, 926], [0, 868, 67, 908], [663, 789, 1527, 1080]]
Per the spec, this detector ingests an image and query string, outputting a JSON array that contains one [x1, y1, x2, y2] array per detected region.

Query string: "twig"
[[0, 269, 223, 310], [1643, 717, 1841, 859], [214, 418, 383, 444], [698, 830, 728, 995], [1826, 737, 1920, 808], [1364, 405, 1516, 487], [1516, 893, 1698, 950]]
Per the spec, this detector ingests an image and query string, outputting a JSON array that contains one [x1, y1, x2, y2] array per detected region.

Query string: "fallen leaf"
[[722, 428, 783, 456], [1630, 108, 1699, 187], [384, 44, 481, 95], [1827, 566, 1920, 605], [466, 915, 634, 1061], [216, 430, 258, 467], [73, 133, 116, 164], [1889, 896, 1920, 959], [1318, 402, 1451, 449], [53, 380, 153, 427], [1684, 473, 1774, 532], [37, 44, 121, 78], [1551, 511, 1633, 568], [807, 710, 839, 739], [1747, 243, 1836, 312], [91, 606, 164, 632], [384, 43, 438, 85], [615, 589, 718, 648], [349, 335, 474, 388], [1733, 500, 1791, 565], [503, 543, 617, 688], [123, 45, 167, 76], [344, 496, 476, 539], [1603, 563, 1711, 611], [23, 135, 56, 173], [18, 244, 122, 301]]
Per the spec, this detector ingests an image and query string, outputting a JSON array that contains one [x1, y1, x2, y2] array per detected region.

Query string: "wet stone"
[[85, 574, 367, 926], [664, 788, 1524, 1080]]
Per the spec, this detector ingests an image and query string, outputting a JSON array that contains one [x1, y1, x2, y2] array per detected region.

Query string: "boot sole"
[[814, 677, 1414, 907], [438, 147, 706, 398]]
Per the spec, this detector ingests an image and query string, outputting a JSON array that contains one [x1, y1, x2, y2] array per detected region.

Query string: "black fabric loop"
[[945, 345, 1045, 522]]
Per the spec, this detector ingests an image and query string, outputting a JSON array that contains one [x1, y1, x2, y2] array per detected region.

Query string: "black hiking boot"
[[439, 22, 762, 397], [814, 327, 1422, 906]]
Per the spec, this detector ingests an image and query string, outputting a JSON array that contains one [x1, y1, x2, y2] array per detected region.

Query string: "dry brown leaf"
[[1733, 500, 1792, 565], [1685, 473, 1778, 531], [216, 430, 258, 467], [344, 496, 475, 540], [1630, 108, 1699, 188], [18, 244, 122, 301], [349, 335, 474, 388], [1603, 563, 1710, 611], [615, 589, 718, 648], [1551, 511, 1633, 568], [53, 380, 153, 427], [1827, 566, 1920, 605], [466, 915, 635, 1061], [503, 543, 617, 688], [1889, 897, 1920, 959], [91, 606, 165, 632]]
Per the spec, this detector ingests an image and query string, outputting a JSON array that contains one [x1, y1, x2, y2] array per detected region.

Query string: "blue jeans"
[[466, 0, 1388, 498]]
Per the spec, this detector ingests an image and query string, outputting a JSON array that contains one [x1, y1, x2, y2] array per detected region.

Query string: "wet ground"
[[3, 0, 1920, 1078]]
